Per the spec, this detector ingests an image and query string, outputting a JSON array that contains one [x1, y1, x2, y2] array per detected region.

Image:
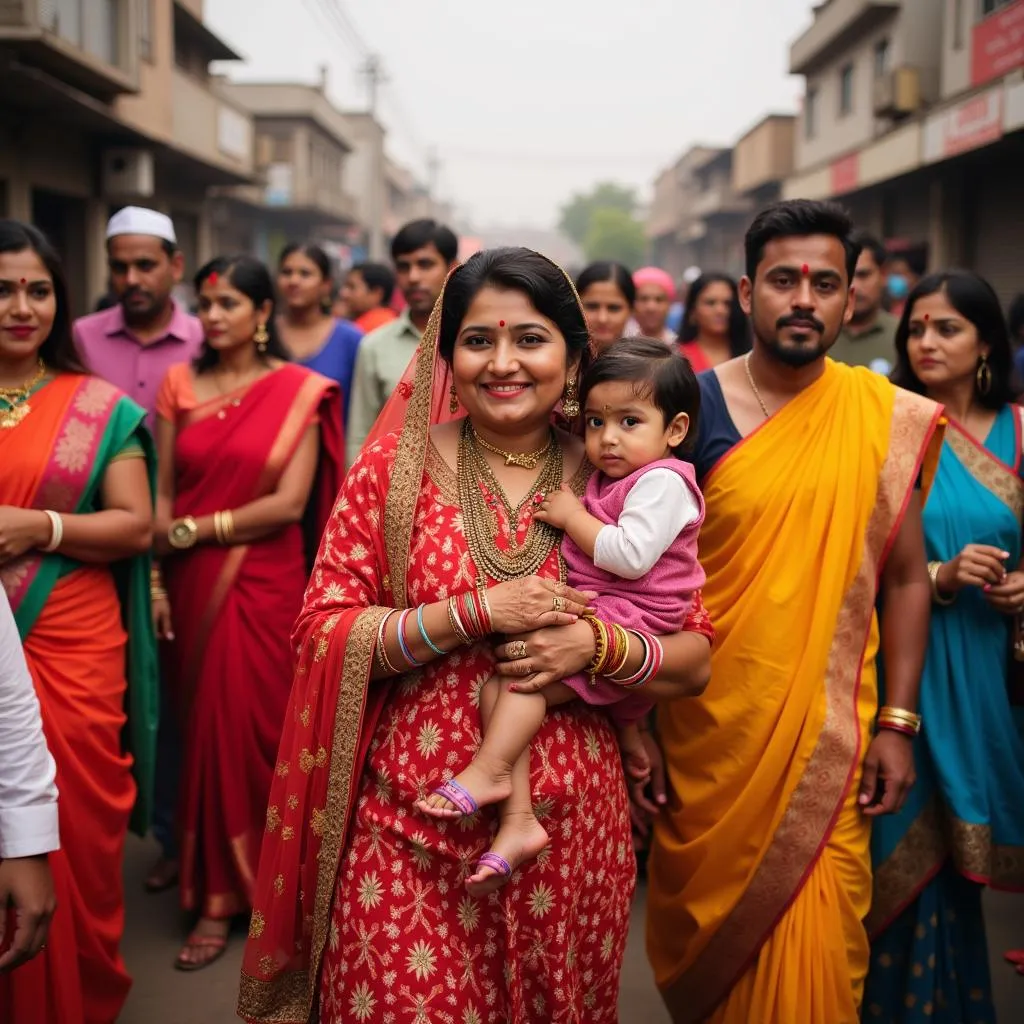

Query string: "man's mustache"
[[776, 313, 825, 333]]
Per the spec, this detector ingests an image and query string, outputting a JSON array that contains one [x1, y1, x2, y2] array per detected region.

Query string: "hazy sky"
[[206, 0, 815, 229]]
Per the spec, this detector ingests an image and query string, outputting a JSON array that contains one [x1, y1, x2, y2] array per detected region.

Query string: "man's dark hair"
[[744, 199, 861, 283], [580, 336, 700, 455], [351, 261, 395, 305], [850, 230, 886, 270], [390, 219, 458, 264]]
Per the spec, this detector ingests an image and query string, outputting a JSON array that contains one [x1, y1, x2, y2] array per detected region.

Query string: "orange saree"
[[647, 363, 943, 1024], [0, 374, 155, 1024]]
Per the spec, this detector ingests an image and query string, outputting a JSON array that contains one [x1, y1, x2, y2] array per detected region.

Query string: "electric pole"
[[361, 55, 388, 260]]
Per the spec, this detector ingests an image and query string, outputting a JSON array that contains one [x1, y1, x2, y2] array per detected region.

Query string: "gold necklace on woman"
[[744, 353, 771, 419], [457, 419, 563, 581], [470, 425, 553, 469], [0, 359, 47, 429]]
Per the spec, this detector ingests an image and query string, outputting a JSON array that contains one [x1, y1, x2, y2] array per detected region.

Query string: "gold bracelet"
[[878, 706, 922, 734], [222, 509, 235, 543], [214, 511, 223, 545], [168, 516, 199, 550], [927, 561, 956, 606], [150, 588, 168, 601], [584, 615, 609, 680]]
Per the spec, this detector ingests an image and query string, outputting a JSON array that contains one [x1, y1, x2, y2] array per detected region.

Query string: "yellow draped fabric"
[[647, 362, 942, 1024]]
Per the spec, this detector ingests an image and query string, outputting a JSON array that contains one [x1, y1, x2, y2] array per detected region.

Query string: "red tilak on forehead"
[[924, 314, 930, 321], [209, 271, 219, 285], [499, 320, 506, 327], [801, 263, 810, 276], [20, 278, 26, 285]]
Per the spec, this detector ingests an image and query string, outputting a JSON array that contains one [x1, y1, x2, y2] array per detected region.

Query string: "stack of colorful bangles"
[[876, 705, 922, 737], [375, 587, 493, 674], [583, 615, 663, 690]]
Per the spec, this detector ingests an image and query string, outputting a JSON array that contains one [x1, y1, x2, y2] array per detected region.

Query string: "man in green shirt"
[[346, 219, 459, 464], [829, 231, 898, 375]]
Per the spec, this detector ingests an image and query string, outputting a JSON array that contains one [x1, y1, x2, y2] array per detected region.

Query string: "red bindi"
[[499, 320, 506, 327], [209, 271, 219, 285], [923, 314, 930, 322], [20, 278, 26, 285], [801, 263, 810, 276]]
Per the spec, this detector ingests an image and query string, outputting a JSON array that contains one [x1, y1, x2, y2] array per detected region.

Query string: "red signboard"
[[971, 0, 1024, 87], [830, 153, 860, 195]]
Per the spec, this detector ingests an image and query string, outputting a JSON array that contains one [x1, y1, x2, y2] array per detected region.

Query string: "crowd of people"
[[0, 196, 1022, 1024]]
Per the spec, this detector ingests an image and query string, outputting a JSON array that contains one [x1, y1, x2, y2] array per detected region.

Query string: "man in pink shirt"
[[73, 207, 202, 894], [73, 207, 203, 426]]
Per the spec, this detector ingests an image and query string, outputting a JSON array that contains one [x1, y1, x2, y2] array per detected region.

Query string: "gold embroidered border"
[[945, 423, 1024, 522], [948, 817, 1024, 889], [663, 388, 940, 1023], [866, 797, 945, 936]]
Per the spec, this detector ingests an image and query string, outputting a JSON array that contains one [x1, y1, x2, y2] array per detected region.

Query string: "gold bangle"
[[927, 561, 955, 605], [222, 509, 235, 543], [878, 706, 922, 734], [214, 511, 223, 545], [150, 588, 168, 600], [168, 516, 199, 550]]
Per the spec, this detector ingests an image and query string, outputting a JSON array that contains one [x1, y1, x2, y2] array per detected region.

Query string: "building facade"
[[0, 0, 253, 312], [784, 0, 1024, 301]]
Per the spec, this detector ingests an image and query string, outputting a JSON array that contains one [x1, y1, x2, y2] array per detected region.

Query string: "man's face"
[[852, 249, 884, 320], [394, 243, 450, 319], [108, 235, 182, 325], [739, 234, 855, 367], [341, 269, 378, 318]]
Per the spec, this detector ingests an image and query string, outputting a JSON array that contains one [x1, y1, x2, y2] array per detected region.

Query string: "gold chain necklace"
[[457, 419, 563, 581], [743, 353, 771, 419], [0, 360, 47, 429], [470, 425, 553, 469]]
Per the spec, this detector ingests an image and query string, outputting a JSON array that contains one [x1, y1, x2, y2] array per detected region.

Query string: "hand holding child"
[[533, 484, 586, 531]]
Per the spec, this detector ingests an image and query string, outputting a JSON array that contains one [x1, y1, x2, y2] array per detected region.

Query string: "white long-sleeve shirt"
[[592, 468, 702, 581], [0, 588, 59, 859]]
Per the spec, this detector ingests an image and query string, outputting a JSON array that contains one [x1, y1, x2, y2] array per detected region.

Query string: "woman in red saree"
[[238, 248, 715, 1024], [154, 256, 342, 970], [0, 220, 157, 1024]]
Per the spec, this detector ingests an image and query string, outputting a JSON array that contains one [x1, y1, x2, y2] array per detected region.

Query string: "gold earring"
[[976, 355, 992, 396], [254, 322, 269, 354], [562, 376, 580, 419], [449, 381, 460, 414]]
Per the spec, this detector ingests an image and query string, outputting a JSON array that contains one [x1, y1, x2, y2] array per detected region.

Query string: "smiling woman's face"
[[0, 248, 56, 365], [451, 286, 574, 439]]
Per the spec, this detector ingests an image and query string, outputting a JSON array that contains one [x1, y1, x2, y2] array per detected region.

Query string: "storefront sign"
[[971, 0, 1024, 87], [264, 164, 293, 206], [1005, 78, 1024, 133], [830, 153, 860, 195], [922, 87, 1004, 162]]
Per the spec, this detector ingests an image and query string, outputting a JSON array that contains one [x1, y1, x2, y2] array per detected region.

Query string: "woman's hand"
[[936, 544, 1009, 593], [485, 575, 594, 635], [493, 620, 595, 693], [985, 569, 1024, 615], [0, 507, 51, 564], [629, 730, 669, 838], [152, 595, 175, 642]]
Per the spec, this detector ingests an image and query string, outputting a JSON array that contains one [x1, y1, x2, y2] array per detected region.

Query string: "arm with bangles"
[[153, 417, 321, 557]]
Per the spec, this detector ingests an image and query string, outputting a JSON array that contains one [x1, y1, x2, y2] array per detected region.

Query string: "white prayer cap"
[[106, 206, 177, 245], [682, 266, 702, 285]]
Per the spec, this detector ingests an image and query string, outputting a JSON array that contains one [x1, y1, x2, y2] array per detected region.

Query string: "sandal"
[[474, 852, 512, 883], [174, 933, 228, 972], [424, 779, 479, 817]]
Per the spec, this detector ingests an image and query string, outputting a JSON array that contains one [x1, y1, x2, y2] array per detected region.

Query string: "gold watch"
[[168, 516, 199, 550]]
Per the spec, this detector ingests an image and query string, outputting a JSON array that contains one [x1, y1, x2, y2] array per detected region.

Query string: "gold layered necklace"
[[0, 360, 47, 429], [457, 419, 563, 581], [470, 425, 553, 469]]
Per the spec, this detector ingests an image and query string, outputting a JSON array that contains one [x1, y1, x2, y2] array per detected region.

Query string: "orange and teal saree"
[[648, 363, 943, 1024], [0, 373, 157, 1024]]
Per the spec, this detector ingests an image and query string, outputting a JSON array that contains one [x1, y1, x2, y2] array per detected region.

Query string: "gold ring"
[[507, 640, 529, 660], [552, 596, 566, 612]]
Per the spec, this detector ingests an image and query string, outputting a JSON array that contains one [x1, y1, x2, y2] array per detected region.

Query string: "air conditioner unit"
[[101, 148, 155, 198], [873, 67, 921, 118]]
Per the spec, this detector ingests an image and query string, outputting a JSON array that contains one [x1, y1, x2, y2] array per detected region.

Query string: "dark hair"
[[351, 261, 395, 305], [192, 255, 290, 372], [680, 272, 751, 358], [886, 243, 928, 278], [744, 199, 860, 284], [891, 271, 1013, 411], [0, 219, 85, 373], [850, 230, 886, 270], [580, 336, 700, 455], [437, 247, 590, 367], [278, 242, 334, 281], [391, 219, 458, 264], [575, 261, 636, 306]]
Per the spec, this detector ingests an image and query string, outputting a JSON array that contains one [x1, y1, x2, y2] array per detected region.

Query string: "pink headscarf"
[[633, 266, 677, 301]]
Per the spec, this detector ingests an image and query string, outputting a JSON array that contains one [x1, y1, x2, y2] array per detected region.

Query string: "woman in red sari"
[[153, 255, 343, 971], [238, 247, 714, 1023]]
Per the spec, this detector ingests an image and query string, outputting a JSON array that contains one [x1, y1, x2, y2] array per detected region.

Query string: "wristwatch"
[[168, 516, 199, 550]]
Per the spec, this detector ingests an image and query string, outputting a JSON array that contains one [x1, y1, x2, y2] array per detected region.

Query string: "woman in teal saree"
[[0, 221, 157, 1024], [865, 271, 1024, 1022]]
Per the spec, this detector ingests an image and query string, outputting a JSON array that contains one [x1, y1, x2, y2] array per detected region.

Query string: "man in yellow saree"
[[647, 201, 945, 1024]]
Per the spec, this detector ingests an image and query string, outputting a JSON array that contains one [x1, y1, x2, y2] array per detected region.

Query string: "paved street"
[[118, 834, 1024, 1023]]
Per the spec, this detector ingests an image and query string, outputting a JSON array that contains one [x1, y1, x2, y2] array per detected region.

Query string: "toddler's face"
[[583, 380, 688, 479]]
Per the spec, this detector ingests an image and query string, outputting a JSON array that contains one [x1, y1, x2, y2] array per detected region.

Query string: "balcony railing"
[[0, 0, 138, 96], [790, 0, 900, 75]]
